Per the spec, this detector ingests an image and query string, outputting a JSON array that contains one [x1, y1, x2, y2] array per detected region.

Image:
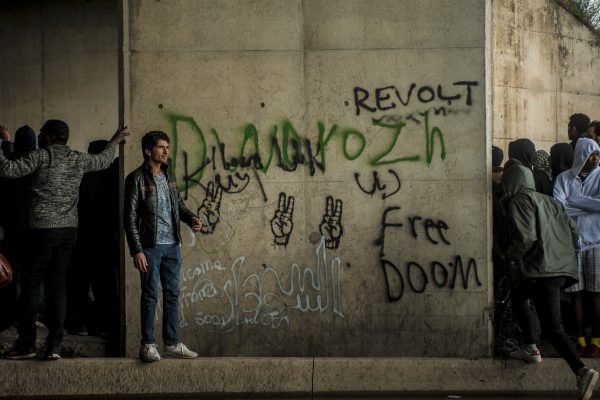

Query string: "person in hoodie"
[[533, 149, 553, 196], [551, 142, 575, 184], [503, 163, 598, 400], [554, 138, 600, 358], [508, 138, 536, 170], [0, 120, 130, 360]]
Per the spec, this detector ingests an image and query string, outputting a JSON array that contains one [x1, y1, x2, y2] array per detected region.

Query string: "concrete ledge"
[[2, 357, 600, 398]]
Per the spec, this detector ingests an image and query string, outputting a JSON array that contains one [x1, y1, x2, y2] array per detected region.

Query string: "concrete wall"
[[492, 0, 600, 154], [0, 0, 118, 152], [122, 0, 490, 357]]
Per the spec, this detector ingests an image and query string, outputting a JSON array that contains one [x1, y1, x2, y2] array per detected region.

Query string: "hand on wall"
[[197, 181, 223, 234], [319, 196, 344, 250], [271, 192, 295, 246]]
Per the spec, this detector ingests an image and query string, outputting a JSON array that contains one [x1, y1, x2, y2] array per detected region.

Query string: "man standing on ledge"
[[0, 120, 129, 360], [124, 130, 201, 362]]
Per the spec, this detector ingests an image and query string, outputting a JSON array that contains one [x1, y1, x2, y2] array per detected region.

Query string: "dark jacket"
[[124, 161, 196, 256], [501, 164, 578, 288]]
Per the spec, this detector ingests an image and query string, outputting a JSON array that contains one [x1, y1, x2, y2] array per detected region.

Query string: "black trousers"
[[16, 228, 77, 352], [511, 276, 584, 374]]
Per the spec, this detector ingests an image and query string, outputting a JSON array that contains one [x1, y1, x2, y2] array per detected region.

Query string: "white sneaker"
[[163, 342, 198, 359], [509, 347, 542, 363], [577, 367, 599, 400], [139, 343, 161, 362]]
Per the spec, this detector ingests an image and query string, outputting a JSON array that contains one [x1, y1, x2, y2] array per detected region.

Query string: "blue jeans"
[[140, 244, 181, 346]]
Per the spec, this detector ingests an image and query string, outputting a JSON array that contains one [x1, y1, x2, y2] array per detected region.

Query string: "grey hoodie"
[[554, 138, 600, 251]]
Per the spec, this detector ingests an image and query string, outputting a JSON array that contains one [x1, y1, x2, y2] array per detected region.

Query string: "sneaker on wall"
[[509, 347, 542, 363]]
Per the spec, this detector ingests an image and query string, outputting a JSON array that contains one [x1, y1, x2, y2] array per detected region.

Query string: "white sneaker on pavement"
[[163, 342, 198, 359], [139, 343, 161, 362], [509, 347, 542, 363]]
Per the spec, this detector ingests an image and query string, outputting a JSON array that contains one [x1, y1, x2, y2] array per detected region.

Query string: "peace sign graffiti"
[[319, 196, 343, 250], [271, 192, 295, 246], [197, 181, 223, 235]]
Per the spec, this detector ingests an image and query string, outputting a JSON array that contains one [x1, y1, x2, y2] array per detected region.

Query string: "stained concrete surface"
[[0, 325, 108, 358]]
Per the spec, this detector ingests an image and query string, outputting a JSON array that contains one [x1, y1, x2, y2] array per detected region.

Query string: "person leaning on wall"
[[0, 120, 129, 360]]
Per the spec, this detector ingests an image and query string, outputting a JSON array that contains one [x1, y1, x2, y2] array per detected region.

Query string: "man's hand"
[[133, 252, 148, 272], [0, 125, 10, 142], [192, 217, 202, 232], [110, 126, 131, 145]]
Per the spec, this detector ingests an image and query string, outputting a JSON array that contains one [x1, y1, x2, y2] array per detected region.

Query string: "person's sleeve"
[[0, 147, 43, 178], [124, 173, 143, 256], [566, 193, 600, 213], [553, 175, 588, 217], [1, 140, 13, 156], [83, 142, 117, 172], [506, 196, 537, 261], [567, 214, 580, 251]]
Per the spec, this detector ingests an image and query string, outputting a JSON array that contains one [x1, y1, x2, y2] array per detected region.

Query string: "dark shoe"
[[4, 347, 36, 360], [577, 343, 589, 358], [588, 344, 600, 358], [577, 367, 599, 400]]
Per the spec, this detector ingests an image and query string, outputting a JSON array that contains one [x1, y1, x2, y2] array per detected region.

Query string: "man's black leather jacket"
[[124, 161, 196, 256]]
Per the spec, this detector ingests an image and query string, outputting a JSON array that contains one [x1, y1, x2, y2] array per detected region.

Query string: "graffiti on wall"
[[160, 237, 343, 333], [167, 110, 450, 201], [155, 78, 483, 334], [375, 206, 482, 302], [319, 196, 344, 250], [271, 192, 295, 247], [353, 81, 479, 116], [354, 169, 401, 199]]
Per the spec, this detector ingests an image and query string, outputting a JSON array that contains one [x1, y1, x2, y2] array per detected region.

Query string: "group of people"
[[0, 121, 201, 363], [494, 113, 600, 400], [2, 113, 600, 398]]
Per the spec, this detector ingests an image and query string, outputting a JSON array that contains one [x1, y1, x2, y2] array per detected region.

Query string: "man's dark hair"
[[41, 119, 69, 144], [569, 113, 591, 134], [589, 120, 600, 135], [141, 130, 170, 160]]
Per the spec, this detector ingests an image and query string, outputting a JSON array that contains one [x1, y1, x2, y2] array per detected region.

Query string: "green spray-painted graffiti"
[[165, 111, 446, 193]]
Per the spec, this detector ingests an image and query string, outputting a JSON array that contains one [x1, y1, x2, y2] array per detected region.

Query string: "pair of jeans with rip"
[[139, 244, 181, 346]]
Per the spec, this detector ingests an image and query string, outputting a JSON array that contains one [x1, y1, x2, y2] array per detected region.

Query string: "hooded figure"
[[533, 150, 553, 196], [508, 138, 536, 170], [501, 163, 598, 390], [550, 142, 574, 183], [14, 125, 36, 155], [502, 164, 578, 288], [553, 138, 600, 359], [554, 138, 600, 252]]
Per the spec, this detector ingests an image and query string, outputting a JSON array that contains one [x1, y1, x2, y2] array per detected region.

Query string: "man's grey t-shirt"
[[154, 173, 177, 245]]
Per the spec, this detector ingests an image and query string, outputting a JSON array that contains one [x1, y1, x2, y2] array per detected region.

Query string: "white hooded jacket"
[[554, 138, 600, 251]]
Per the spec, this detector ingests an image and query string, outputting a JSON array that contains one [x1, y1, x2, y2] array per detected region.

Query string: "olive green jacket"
[[501, 164, 578, 287]]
